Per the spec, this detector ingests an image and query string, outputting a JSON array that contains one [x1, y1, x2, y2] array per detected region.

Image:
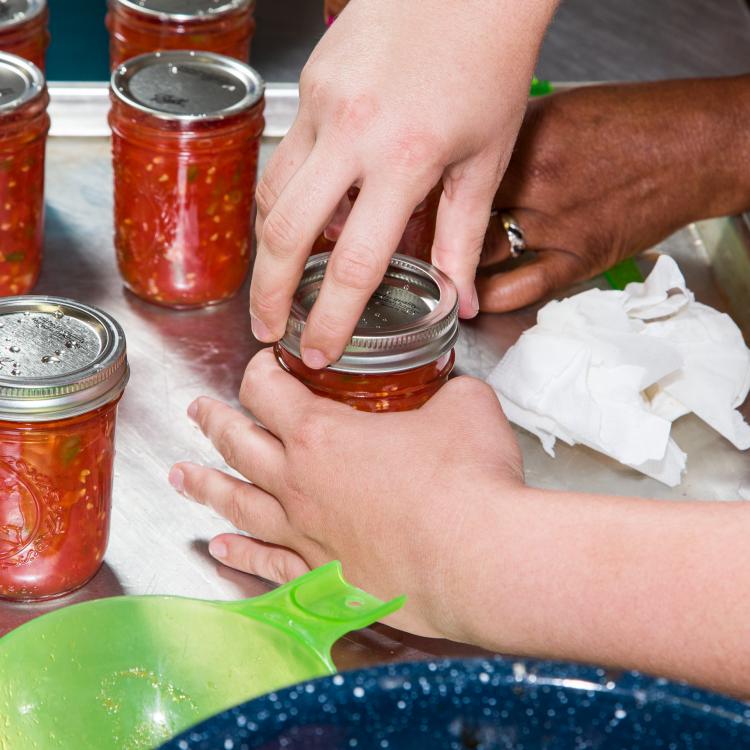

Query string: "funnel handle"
[[232, 562, 404, 669]]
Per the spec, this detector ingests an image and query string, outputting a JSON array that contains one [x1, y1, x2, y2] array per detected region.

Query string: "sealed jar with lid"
[[314, 184, 440, 263], [0, 0, 48, 71], [0, 52, 48, 297], [106, 0, 256, 69], [110, 51, 265, 308], [0, 297, 129, 601], [276, 253, 458, 412]]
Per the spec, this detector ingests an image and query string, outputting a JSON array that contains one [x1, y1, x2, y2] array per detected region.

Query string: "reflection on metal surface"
[[48, 81, 298, 137], [0, 101, 749, 673], [695, 216, 750, 338]]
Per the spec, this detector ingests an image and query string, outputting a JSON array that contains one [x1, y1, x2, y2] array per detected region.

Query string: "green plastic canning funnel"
[[0, 561, 404, 750]]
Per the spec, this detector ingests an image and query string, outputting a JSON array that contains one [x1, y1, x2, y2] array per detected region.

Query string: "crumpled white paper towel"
[[487, 255, 750, 486]]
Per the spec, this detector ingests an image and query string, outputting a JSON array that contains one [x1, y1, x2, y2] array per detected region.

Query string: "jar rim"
[[0, 52, 45, 114], [111, 50, 264, 122], [111, 0, 252, 22], [278, 253, 459, 374], [0, 0, 45, 30], [0, 297, 129, 422]]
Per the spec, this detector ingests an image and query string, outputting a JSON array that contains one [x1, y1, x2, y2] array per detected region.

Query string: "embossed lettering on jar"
[[109, 51, 265, 308], [0, 52, 48, 296], [106, 0, 256, 69], [0, 297, 129, 601], [276, 254, 459, 413], [0, 0, 49, 71]]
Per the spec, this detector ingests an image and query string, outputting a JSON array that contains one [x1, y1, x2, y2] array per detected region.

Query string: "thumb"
[[476, 250, 583, 313], [431, 162, 500, 319]]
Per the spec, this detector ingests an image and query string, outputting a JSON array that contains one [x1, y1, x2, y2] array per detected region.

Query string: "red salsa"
[[314, 184, 440, 263], [0, 402, 120, 600], [0, 0, 48, 72], [110, 51, 265, 308], [277, 253, 459, 413], [0, 52, 48, 297], [0, 297, 129, 601], [106, 0, 256, 69], [276, 345, 454, 412]]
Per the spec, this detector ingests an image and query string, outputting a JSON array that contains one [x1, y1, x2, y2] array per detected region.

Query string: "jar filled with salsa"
[[313, 184, 440, 263], [0, 52, 49, 297], [106, 0, 256, 69], [276, 253, 458, 412], [110, 51, 265, 308], [0, 0, 48, 71], [0, 297, 129, 601]]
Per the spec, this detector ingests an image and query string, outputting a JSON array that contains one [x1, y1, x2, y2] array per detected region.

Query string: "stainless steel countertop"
[[1, 87, 749, 675]]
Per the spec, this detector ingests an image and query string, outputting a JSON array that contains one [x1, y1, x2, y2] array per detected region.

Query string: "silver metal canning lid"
[[0, 0, 45, 30], [0, 52, 44, 113], [279, 253, 459, 374], [0, 297, 129, 422], [111, 50, 264, 121], [113, 0, 252, 22]]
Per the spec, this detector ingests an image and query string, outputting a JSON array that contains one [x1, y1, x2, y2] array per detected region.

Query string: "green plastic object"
[[530, 76, 553, 97], [603, 258, 644, 290], [0, 561, 404, 750]]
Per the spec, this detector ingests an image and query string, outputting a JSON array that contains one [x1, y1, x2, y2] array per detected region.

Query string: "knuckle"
[[215, 422, 245, 469], [331, 93, 379, 135], [329, 242, 381, 291], [250, 284, 284, 321], [298, 67, 321, 100], [242, 357, 264, 392], [255, 177, 277, 219], [266, 550, 294, 584], [261, 208, 302, 259], [307, 307, 349, 345], [291, 411, 325, 451], [225, 487, 248, 529], [448, 375, 495, 402], [385, 130, 444, 176]]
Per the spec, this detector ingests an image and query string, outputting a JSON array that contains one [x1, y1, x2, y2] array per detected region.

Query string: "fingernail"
[[209, 539, 228, 560], [301, 348, 329, 369], [187, 399, 199, 421], [251, 315, 274, 343], [168, 466, 185, 493], [471, 287, 480, 316]]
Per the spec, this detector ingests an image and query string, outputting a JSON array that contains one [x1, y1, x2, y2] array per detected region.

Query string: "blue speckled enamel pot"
[[160, 658, 750, 749]]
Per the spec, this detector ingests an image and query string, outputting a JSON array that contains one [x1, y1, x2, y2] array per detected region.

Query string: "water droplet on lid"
[[9, 345, 19, 353], [41, 355, 61, 364], [65, 339, 80, 349]]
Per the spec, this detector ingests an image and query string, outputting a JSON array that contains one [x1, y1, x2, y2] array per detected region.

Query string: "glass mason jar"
[[0, 0, 49, 71], [0, 297, 129, 601], [106, 0, 256, 69], [109, 51, 265, 308], [0, 52, 49, 297], [313, 184, 440, 263], [275, 253, 458, 412]]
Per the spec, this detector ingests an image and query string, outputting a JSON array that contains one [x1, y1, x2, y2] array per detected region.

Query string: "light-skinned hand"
[[250, 0, 557, 369], [170, 347, 750, 697]]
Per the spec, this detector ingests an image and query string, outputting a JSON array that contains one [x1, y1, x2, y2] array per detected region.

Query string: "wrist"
[[429, 478, 540, 646], [663, 75, 750, 221]]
